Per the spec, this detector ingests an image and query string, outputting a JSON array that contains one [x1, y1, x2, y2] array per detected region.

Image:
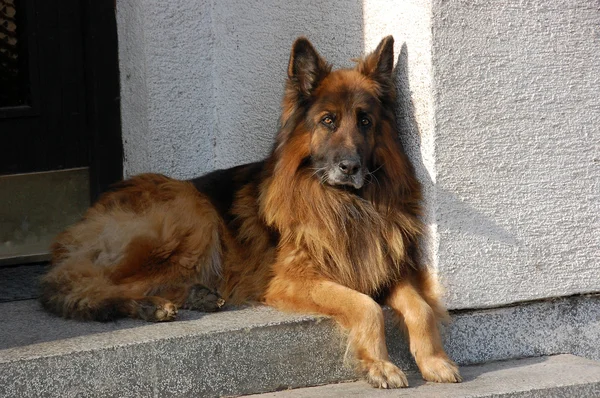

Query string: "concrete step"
[[255, 355, 600, 398], [0, 295, 598, 397]]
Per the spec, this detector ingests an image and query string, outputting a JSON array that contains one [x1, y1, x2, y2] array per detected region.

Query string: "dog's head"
[[283, 36, 396, 190]]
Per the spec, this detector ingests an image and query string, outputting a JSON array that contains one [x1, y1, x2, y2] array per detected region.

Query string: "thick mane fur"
[[259, 54, 424, 296]]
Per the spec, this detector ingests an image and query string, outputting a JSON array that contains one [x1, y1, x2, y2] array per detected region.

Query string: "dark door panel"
[[0, 0, 122, 265], [1, 0, 88, 175]]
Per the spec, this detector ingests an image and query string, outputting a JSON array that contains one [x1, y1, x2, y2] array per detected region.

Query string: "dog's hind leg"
[[40, 257, 177, 322], [41, 231, 184, 322], [265, 276, 408, 389], [386, 278, 461, 383]]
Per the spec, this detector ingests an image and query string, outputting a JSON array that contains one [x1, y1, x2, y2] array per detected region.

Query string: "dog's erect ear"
[[358, 36, 395, 94], [288, 37, 330, 97]]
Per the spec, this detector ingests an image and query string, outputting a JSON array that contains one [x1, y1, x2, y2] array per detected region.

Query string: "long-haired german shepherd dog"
[[41, 36, 461, 388]]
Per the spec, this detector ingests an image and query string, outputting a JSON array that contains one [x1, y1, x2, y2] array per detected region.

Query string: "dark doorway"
[[0, 0, 122, 265]]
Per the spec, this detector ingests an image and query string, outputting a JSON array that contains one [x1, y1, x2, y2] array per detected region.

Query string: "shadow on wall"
[[394, 44, 518, 247], [120, 0, 517, 247], [211, 0, 366, 170], [119, 0, 368, 178]]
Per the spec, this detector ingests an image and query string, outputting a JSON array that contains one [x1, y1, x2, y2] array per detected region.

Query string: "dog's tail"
[[39, 256, 132, 321]]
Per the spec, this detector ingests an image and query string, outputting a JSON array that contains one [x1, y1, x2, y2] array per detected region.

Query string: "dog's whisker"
[[309, 167, 327, 178], [369, 164, 385, 175]]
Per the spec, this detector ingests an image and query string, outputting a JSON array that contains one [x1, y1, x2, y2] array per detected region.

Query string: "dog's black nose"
[[338, 159, 361, 176]]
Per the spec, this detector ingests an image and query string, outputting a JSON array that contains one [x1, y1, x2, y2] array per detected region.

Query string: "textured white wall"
[[117, 0, 365, 178], [362, 1, 439, 271], [116, 0, 599, 310], [432, 0, 600, 309], [209, 1, 364, 170], [117, 0, 215, 178], [117, 0, 433, 176]]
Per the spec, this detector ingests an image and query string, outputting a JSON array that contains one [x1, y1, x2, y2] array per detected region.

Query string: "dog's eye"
[[359, 117, 371, 127], [321, 115, 334, 126]]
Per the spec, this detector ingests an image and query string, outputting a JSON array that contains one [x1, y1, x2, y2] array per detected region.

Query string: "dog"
[[40, 36, 461, 388]]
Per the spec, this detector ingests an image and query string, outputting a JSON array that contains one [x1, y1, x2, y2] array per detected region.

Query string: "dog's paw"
[[136, 297, 178, 322], [365, 360, 408, 389], [183, 284, 225, 312], [153, 301, 178, 321], [419, 356, 462, 383]]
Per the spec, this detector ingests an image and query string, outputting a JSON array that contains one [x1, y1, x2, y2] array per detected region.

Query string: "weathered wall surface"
[[209, 1, 365, 170], [362, 0, 439, 270], [116, 0, 434, 175], [432, 0, 600, 308], [117, 0, 365, 178], [116, 0, 599, 310], [117, 1, 215, 178]]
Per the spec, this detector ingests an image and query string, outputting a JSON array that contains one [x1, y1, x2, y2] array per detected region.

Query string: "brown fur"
[[40, 36, 460, 387]]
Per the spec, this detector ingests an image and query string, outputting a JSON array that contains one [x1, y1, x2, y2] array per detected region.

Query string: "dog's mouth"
[[311, 160, 366, 190], [324, 168, 365, 190]]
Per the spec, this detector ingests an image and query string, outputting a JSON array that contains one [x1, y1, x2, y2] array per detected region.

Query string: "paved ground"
[[0, 262, 46, 302]]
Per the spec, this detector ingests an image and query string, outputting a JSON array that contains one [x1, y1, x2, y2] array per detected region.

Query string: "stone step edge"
[[253, 354, 600, 398], [0, 295, 598, 397]]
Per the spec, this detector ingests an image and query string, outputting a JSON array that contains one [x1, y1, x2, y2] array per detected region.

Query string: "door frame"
[[81, 0, 123, 201]]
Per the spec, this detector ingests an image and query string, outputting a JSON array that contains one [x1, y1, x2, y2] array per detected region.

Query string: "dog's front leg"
[[265, 277, 408, 388], [386, 279, 461, 383]]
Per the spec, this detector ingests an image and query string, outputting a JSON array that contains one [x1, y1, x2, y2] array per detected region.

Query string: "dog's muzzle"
[[327, 158, 365, 189]]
